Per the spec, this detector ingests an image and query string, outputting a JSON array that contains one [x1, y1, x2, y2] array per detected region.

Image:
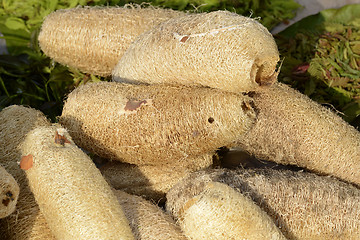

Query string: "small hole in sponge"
[[6, 191, 14, 201], [2, 198, 10, 207], [241, 101, 254, 112], [208, 117, 215, 123]]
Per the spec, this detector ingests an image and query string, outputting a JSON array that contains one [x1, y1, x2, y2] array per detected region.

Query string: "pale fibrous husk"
[[114, 189, 186, 240], [100, 153, 214, 202], [60, 82, 256, 165], [38, 5, 186, 76], [0, 105, 51, 164], [235, 82, 360, 186], [113, 10, 279, 93], [190, 168, 360, 240], [0, 105, 55, 239], [20, 124, 134, 240], [0, 165, 19, 219], [166, 179, 286, 240]]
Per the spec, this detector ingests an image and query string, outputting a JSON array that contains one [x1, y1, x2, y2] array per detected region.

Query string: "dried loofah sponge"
[[113, 10, 280, 93], [0, 105, 55, 239], [166, 179, 286, 240], [0, 105, 51, 163], [60, 82, 256, 165], [101, 153, 214, 202], [235, 82, 360, 186], [20, 125, 134, 240], [0, 165, 19, 219], [196, 168, 360, 240], [114, 190, 187, 240], [38, 5, 186, 76]]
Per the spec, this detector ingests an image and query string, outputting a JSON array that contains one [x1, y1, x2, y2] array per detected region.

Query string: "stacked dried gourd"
[[0, 3, 360, 240]]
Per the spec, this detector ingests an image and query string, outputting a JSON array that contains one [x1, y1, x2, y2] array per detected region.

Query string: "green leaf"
[[4, 17, 27, 31]]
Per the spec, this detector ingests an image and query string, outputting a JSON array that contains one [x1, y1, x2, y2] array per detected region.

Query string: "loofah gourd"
[[0, 105, 55, 239], [235, 82, 360, 186], [114, 190, 186, 240], [60, 82, 256, 165], [38, 5, 186, 76], [166, 180, 286, 240], [20, 125, 134, 240], [101, 153, 214, 202], [0, 105, 51, 164], [0, 165, 19, 219], [192, 168, 360, 240], [113, 11, 279, 93]]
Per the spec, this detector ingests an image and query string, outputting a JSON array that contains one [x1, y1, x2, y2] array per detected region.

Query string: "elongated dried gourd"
[[0, 165, 19, 219], [113, 11, 279, 93], [235, 82, 360, 186], [20, 125, 134, 240], [0, 105, 55, 240], [60, 82, 256, 165], [101, 153, 214, 202], [38, 5, 185, 76], [0, 105, 51, 163], [114, 190, 186, 240], [194, 168, 360, 240], [166, 180, 286, 240]]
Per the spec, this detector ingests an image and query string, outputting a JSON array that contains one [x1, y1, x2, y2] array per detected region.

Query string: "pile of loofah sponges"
[[0, 4, 360, 240]]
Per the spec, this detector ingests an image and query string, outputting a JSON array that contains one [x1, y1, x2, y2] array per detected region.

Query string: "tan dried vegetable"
[[192, 168, 360, 240], [236, 82, 360, 186], [0, 105, 54, 239], [113, 11, 279, 93], [60, 82, 256, 165], [100, 153, 214, 202], [20, 125, 134, 240], [38, 5, 186, 76], [166, 179, 286, 240]]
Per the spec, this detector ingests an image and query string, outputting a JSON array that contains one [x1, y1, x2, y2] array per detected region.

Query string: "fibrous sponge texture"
[[236, 82, 360, 186], [38, 5, 185, 76], [114, 190, 187, 240], [113, 10, 279, 92], [21, 125, 134, 240], [199, 168, 360, 240], [0, 165, 19, 219], [60, 82, 256, 165], [0, 105, 55, 240], [166, 179, 286, 240], [101, 153, 214, 202]]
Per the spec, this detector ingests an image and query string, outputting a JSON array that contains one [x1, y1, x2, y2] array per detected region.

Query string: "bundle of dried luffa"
[[7, 3, 358, 240]]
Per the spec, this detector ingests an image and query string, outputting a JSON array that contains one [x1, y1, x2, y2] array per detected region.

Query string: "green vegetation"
[[276, 4, 360, 126]]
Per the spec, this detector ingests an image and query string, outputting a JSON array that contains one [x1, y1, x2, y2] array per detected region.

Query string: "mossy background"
[[1, 0, 360, 129]]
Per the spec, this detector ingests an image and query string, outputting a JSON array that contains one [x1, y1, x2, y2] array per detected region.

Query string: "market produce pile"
[[0, 3, 360, 240]]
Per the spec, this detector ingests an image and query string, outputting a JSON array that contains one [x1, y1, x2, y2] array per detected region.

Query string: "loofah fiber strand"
[[235, 82, 360, 186], [113, 11, 279, 93], [20, 125, 134, 240], [38, 5, 186, 76], [166, 179, 286, 240], [101, 153, 214, 202], [193, 168, 360, 240], [114, 190, 187, 240], [0, 105, 55, 239], [60, 82, 256, 165], [0, 165, 19, 219]]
